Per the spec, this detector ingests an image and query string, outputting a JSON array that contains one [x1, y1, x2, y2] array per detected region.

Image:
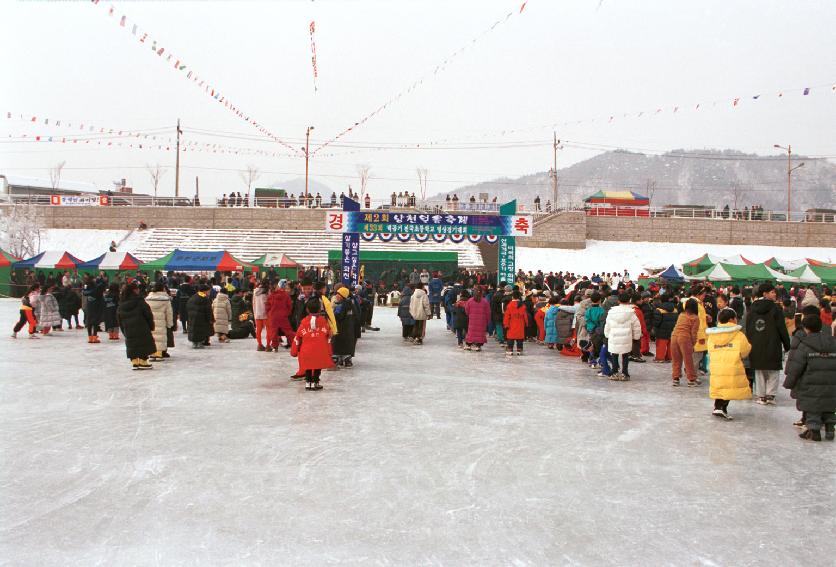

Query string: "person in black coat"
[[176, 277, 196, 333], [745, 283, 791, 405], [331, 287, 356, 367], [186, 284, 213, 348], [117, 282, 156, 370], [82, 275, 106, 342], [783, 315, 836, 441], [651, 295, 679, 362], [103, 283, 120, 340], [57, 285, 82, 329]]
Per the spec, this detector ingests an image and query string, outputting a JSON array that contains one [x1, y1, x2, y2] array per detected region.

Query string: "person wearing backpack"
[[783, 315, 836, 441], [745, 283, 791, 405]]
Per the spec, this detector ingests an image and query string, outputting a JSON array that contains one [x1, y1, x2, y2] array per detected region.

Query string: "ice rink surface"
[[1, 298, 834, 566]]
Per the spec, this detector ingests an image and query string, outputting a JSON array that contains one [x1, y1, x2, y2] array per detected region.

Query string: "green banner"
[[498, 200, 517, 286]]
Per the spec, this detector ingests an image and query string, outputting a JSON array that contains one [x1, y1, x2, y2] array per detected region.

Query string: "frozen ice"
[[1, 298, 834, 565]]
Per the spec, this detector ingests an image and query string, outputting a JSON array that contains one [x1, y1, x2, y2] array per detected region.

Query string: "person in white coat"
[[212, 289, 233, 342], [145, 282, 174, 360], [409, 282, 432, 345], [604, 291, 642, 381], [253, 280, 269, 351]]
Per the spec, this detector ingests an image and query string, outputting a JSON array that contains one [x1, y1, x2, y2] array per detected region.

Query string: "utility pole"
[[175, 118, 181, 198], [550, 132, 561, 210], [304, 126, 314, 207], [774, 143, 805, 222]]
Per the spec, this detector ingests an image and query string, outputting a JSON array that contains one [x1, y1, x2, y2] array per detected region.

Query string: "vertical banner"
[[341, 197, 361, 286], [498, 200, 517, 286]]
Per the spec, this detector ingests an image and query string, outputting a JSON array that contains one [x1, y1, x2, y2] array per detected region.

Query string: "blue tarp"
[[166, 250, 226, 271], [659, 264, 686, 281]]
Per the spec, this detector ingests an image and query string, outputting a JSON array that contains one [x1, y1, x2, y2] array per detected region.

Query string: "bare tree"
[[146, 163, 166, 201], [0, 204, 43, 259], [356, 164, 371, 200], [416, 167, 429, 203], [645, 178, 657, 203], [49, 160, 66, 191], [731, 182, 746, 210], [239, 164, 261, 206]]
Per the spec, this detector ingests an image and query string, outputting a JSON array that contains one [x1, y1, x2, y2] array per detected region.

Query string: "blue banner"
[[498, 201, 517, 286], [341, 198, 361, 286]]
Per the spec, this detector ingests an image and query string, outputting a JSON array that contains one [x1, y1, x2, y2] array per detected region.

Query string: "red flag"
[[120, 15, 126, 26], [520, 2, 527, 12]]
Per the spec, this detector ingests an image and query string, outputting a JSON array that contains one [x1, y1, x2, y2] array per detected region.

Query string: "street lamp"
[[304, 126, 315, 207], [774, 144, 805, 222]]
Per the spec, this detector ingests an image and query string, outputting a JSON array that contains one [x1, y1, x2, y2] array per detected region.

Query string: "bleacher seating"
[[122, 228, 485, 268]]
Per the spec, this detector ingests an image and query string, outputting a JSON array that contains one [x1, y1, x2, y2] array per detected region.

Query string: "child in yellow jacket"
[[706, 308, 752, 420]]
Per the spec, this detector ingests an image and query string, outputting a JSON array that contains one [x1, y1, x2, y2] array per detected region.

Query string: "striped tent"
[[13, 250, 84, 270], [77, 251, 143, 272]]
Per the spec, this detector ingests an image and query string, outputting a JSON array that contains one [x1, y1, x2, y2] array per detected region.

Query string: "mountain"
[[432, 149, 836, 211], [267, 177, 334, 197]]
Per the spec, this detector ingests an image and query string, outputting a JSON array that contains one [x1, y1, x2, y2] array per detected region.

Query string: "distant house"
[[0, 173, 98, 200], [805, 208, 836, 223]]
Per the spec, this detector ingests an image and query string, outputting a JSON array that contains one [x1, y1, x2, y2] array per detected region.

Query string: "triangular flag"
[[131, 24, 137, 35], [752, 95, 760, 100], [119, 15, 126, 26], [733, 98, 740, 106], [520, 2, 527, 13], [803, 87, 810, 95]]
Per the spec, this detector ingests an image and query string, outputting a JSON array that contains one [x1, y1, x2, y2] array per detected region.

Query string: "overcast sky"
[[2, 0, 834, 203]]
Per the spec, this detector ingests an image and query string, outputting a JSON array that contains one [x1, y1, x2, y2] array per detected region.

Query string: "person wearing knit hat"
[[331, 285, 357, 367]]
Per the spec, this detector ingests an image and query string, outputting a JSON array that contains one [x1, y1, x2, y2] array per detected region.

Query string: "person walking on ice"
[[706, 308, 752, 420], [291, 298, 336, 391]]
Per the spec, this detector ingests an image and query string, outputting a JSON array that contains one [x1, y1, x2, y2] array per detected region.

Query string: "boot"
[[799, 429, 821, 441], [149, 351, 163, 361], [90, 335, 101, 344], [87, 335, 93, 344], [137, 358, 152, 369], [825, 423, 835, 441]]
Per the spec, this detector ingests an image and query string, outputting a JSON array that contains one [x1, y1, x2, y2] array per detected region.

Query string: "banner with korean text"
[[340, 197, 361, 286], [498, 200, 517, 286], [325, 210, 533, 238]]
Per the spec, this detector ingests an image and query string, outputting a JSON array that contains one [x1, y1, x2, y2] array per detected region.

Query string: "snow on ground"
[[1, 298, 834, 564], [37, 229, 131, 260], [519, 239, 836, 278]]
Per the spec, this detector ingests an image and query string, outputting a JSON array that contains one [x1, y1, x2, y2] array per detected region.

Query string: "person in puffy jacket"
[[36, 285, 62, 334], [117, 281, 156, 370], [291, 298, 335, 390], [783, 315, 836, 442], [464, 287, 491, 351], [398, 286, 415, 341], [603, 292, 642, 380], [265, 280, 294, 351], [452, 289, 470, 348], [555, 302, 576, 350], [145, 282, 173, 360], [58, 285, 82, 329], [409, 283, 431, 345], [82, 275, 106, 343], [212, 288, 233, 343], [706, 309, 752, 420], [652, 295, 679, 362], [503, 289, 529, 357], [175, 276, 195, 333], [543, 296, 560, 348], [186, 284, 213, 348]]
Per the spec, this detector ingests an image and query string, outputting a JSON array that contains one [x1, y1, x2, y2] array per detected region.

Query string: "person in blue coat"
[[428, 273, 444, 319], [543, 296, 560, 348]]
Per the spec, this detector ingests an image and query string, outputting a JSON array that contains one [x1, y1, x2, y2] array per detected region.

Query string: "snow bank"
[[37, 229, 131, 261], [517, 240, 836, 278]]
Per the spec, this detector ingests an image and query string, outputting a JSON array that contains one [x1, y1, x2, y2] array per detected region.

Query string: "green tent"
[[762, 257, 784, 271], [0, 248, 20, 297], [688, 262, 795, 284], [807, 264, 836, 285], [249, 253, 299, 280], [138, 251, 176, 274], [327, 250, 458, 284]]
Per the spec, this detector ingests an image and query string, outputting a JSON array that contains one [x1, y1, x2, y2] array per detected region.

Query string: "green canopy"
[[0, 248, 20, 297], [138, 251, 176, 273], [806, 264, 836, 285], [688, 262, 795, 283]]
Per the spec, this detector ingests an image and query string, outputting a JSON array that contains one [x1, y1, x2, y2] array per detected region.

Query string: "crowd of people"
[[8, 264, 836, 439], [9, 268, 380, 390], [392, 268, 835, 442]]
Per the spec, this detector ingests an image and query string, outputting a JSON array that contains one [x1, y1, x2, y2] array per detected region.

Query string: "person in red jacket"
[[291, 298, 335, 390], [503, 289, 529, 357], [265, 279, 295, 351]]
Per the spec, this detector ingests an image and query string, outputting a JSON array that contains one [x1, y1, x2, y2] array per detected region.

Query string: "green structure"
[[328, 250, 458, 284], [0, 248, 20, 297]]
